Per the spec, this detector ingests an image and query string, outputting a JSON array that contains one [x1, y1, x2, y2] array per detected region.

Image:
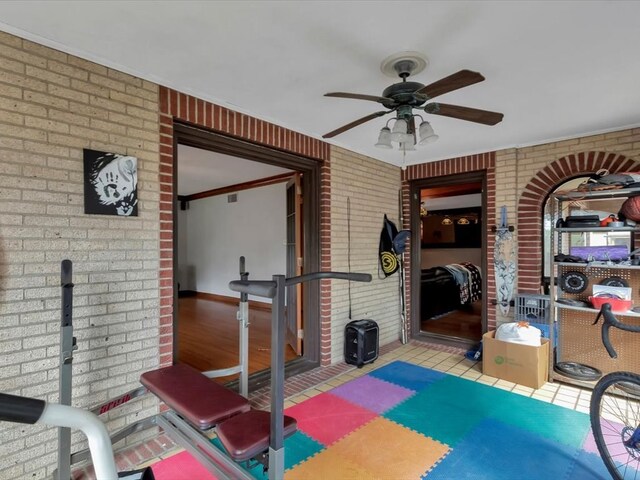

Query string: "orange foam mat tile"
[[284, 448, 376, 480], [329, 417, 450, 479]]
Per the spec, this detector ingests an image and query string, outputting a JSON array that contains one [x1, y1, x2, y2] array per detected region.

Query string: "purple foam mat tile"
[[582, 429, 599, 455], [585, 419, 639, 464], [330, 375, 415, 413]]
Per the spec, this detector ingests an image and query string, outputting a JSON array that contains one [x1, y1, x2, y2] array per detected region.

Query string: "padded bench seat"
[[217, 410, 297, 462], [140, 363, 250, 430]]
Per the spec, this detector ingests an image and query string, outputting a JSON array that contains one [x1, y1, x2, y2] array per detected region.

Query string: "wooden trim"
[[183, 172, 295, 202], [410, 171, 488, 342], [195, 292, 271, 311]]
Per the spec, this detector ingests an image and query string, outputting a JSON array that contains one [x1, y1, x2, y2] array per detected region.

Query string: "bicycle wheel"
[[590, 372, 640, 480]]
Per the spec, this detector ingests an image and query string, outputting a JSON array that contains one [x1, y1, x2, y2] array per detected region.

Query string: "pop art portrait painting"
[[83, 149, 138, 216]]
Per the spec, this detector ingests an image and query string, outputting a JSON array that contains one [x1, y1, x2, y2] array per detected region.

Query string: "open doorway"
[[175, 143, 305, 380], [412, 176, 486, 346]]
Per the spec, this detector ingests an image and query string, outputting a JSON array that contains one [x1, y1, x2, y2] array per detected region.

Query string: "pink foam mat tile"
[[151, 451, 218, 480], [285, 392, 378, 446]]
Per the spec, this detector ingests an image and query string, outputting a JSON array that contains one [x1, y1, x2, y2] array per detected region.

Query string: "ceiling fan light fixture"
[[419, 121, 439, 144], [375, 127, 393, 149]]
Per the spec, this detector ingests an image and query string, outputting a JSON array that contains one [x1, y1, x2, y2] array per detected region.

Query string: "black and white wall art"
[[83, 149, 138, 216]]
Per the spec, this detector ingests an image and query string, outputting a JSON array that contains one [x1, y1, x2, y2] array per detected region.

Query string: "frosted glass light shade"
[[375, 127, 393, 149], [390, 119, 408, 142], [419, 121, 439, 144]]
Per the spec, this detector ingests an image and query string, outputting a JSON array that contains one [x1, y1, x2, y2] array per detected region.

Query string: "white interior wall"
[[181, 182, 287, 300]]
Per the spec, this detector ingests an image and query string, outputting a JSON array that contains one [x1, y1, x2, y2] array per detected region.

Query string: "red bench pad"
[[217, 410, 297, 462], [140, 363, 250, 430]]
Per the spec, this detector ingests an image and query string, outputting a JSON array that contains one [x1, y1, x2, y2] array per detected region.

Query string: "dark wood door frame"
[[409, 171, 488, 348], [172, 122, 322, 381]]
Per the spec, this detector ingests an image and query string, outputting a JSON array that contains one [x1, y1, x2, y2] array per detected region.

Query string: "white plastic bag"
[[495, 322, 541, 346]]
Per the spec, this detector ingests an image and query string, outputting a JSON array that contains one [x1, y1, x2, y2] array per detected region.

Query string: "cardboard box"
[[482, 330, 549, 389]]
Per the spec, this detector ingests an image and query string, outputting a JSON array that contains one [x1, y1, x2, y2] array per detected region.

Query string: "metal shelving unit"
[[547, 187, 640, 386]]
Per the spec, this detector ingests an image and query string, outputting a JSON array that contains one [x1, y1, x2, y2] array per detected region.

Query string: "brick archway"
[[517, 151, 639, 293]]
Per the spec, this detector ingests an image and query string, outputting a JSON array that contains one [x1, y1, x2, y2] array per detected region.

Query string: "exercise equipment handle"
[[286, 271, 372, 286], [229, 272, 372, 299], [592, 303, 640, 359], [228, 280, 277, 299], [0, 393, 45, 424]]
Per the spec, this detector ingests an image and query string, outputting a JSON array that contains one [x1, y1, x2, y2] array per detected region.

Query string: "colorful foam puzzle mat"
[[152, 360, 630, 479]]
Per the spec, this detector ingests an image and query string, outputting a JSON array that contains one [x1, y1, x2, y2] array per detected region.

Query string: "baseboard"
[[194, 292, 271, 311]]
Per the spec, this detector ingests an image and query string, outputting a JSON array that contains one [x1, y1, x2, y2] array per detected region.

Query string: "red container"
[[588, 296, 633, 312]]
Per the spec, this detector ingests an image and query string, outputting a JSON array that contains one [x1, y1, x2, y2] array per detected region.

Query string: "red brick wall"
[[517, 151, 640, 293], [158, 87, 331, 366], [402, 152, 497, 332]]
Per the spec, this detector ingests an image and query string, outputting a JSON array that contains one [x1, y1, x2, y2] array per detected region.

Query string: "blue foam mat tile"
[[564, 450, 611, 480], [425, 418, 581, 480], [369, 360, 446, 391]]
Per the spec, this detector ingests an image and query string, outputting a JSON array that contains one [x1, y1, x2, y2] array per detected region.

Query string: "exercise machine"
[[136, 269, 371, 479], [0, 259, 371, 480]]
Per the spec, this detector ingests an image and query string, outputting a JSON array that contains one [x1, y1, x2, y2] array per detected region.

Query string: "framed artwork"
[[83, 148, 138, 216]]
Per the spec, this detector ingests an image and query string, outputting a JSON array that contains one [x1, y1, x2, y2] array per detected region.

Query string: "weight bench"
[[141, 363, 297, 473], [61, 268, 370, 480]]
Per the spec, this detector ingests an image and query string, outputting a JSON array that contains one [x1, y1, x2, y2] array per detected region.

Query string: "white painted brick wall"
[[329, 147, 402, 363], [0, 31, 159, 479]]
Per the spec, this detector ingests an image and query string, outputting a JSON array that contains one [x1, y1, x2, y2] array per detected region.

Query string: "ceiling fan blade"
[[425, 103, 504, 125], [324, 92, 391, 104], [322, 110, 390, 138], [415, 70, 485, 99]]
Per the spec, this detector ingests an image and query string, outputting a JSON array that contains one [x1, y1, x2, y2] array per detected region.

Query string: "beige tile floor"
[[138, 341, 596, 471]]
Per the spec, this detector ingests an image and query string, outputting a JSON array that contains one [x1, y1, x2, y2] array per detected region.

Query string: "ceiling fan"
[[322, 53, 503, 146]]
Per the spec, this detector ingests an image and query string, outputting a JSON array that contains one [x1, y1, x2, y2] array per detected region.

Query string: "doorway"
[[172, 123, 322, 383], [411, 173, 487, 347]]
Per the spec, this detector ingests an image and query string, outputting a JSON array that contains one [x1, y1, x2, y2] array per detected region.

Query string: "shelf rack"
[[547, 186, 640, 387]]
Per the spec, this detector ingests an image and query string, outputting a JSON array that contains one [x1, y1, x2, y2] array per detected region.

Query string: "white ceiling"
[[177, 145, 291, 196], [1, 1, 640, 167]]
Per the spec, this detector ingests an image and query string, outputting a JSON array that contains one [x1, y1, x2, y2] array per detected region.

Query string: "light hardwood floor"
[[177, 295, 297, 379]]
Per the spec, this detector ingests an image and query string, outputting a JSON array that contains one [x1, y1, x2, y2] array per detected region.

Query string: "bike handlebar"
[[592, 303, 640, 359]]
